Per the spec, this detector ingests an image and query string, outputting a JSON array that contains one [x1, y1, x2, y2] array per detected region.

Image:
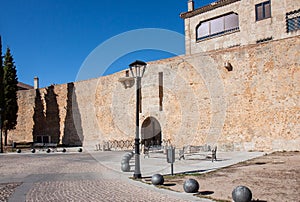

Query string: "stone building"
[[7, 0, 300, 151]]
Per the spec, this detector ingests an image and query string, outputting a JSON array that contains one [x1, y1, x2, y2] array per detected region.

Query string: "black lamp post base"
[[133, 173, 142, 179]]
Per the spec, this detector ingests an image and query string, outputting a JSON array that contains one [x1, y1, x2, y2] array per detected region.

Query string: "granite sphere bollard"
[[122, 155, 131, 161], [232, 185, 252, 202], [121, 159, 129, 165], [121, 163, 130, 172], [78, 148, 82, 152], [127, 152, 133, 158], [46, 148, 51, 153], [183, 179, 199, 193], [31, 148, 35, 153], [124, 153, 132, 158], [151, 174, 164, 185], [16, 149, 21, 153]]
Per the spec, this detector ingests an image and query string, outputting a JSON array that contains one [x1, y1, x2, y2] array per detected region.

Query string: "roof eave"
[[180, 0, 241, 19]]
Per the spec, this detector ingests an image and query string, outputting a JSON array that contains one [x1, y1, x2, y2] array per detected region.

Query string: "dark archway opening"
[[141, 117, 162, 147]]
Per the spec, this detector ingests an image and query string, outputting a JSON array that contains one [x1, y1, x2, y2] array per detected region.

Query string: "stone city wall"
[[8, 35, 300, 151]]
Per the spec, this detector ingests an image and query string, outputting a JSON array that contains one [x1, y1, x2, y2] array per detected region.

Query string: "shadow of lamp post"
[[119, 60, 147, 179]]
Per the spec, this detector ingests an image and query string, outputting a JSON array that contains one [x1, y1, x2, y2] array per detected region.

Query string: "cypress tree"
[[0, 36, 3, 152], [0, 36, 3, 108], [2, 47, 18, 145]]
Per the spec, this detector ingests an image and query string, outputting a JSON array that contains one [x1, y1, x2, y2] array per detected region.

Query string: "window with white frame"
[[196, 13, 239, 41]]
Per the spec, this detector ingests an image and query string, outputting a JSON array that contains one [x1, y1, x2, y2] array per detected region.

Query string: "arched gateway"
[[141, 117, 162, 147]]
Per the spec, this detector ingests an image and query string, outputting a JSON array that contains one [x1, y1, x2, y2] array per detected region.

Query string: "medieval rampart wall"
[[8, 36, 300, 151]]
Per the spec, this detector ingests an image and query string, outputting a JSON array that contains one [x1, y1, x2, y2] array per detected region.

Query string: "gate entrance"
[[141, 117, 161, 147]]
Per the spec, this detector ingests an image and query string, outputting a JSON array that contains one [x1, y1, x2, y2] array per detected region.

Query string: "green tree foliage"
[[2, 47, 18, 145], [0, 36, 3, 152], [0, 36, 3, 109]]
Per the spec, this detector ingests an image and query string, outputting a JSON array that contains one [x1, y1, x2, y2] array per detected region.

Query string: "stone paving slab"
[[0, 183, 21, 202], [88, 150, 265, 177], [0, 152, 215, 202]]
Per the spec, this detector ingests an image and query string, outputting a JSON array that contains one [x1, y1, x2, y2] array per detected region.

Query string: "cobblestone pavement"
[[0, 183, 21, 202], [0, 152, 211, 202]]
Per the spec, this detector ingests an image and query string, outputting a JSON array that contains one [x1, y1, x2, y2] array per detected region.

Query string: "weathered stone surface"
[[232, 185, 252, 202], [121, 163, 130, 172], [183, 178, 199, 193], [184, 0, 300, 54], [0, 183, 21, 202], [151, 174, 164, 185], [7, 36, 300, 152]]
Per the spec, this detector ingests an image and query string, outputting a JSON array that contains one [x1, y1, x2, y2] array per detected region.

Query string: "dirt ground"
[[161, 151, 300, 202]]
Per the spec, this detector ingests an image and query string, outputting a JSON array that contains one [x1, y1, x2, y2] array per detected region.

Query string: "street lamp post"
[[119, 60, 147, 179]]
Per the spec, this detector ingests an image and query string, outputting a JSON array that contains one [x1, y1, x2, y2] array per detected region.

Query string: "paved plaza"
[[0, 149, 264, 202]]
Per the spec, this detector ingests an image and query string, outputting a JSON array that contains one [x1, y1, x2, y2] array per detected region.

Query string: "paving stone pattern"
[[0, 153, 200, 202], [26, 179, 186, 202], [0, 183, 21, 202]]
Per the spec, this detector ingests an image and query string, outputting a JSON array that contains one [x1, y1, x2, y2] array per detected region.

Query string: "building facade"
[[182, 0, 300, 54], [8, 0, 300, 151]]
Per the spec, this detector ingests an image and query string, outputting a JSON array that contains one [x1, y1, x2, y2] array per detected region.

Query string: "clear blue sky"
[[0, 0, 215, 88]]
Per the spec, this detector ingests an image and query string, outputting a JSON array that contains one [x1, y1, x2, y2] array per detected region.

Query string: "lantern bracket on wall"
[[118, 77, 135, 89]]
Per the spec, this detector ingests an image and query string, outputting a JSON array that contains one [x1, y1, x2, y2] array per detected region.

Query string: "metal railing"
[[286, 9, 300, 33]]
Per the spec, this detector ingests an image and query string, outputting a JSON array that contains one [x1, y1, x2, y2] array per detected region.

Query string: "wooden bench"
[[11, 142, 32, 151], [179, 145, 201, 160], [178, 145, 217, 161], [179, 147, 186, 160], [142, 145, 163, 158]]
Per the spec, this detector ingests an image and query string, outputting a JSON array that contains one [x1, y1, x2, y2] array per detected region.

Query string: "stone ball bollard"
[[16, 149, 21, 153], [31, 148, 36, 153], [151, 174, 164, 185], [46, 148, 51, 153], [127, 152, 134, 158], [62, 148, 66, 153], [124, 152, 132, 158], [183, 179, 199, 193], [122, 155, 131, 161], [121, 159, 129, 165], [232, 185, 252, 202], [78, 148, 82, 152], [121, 163, 130, 172]]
